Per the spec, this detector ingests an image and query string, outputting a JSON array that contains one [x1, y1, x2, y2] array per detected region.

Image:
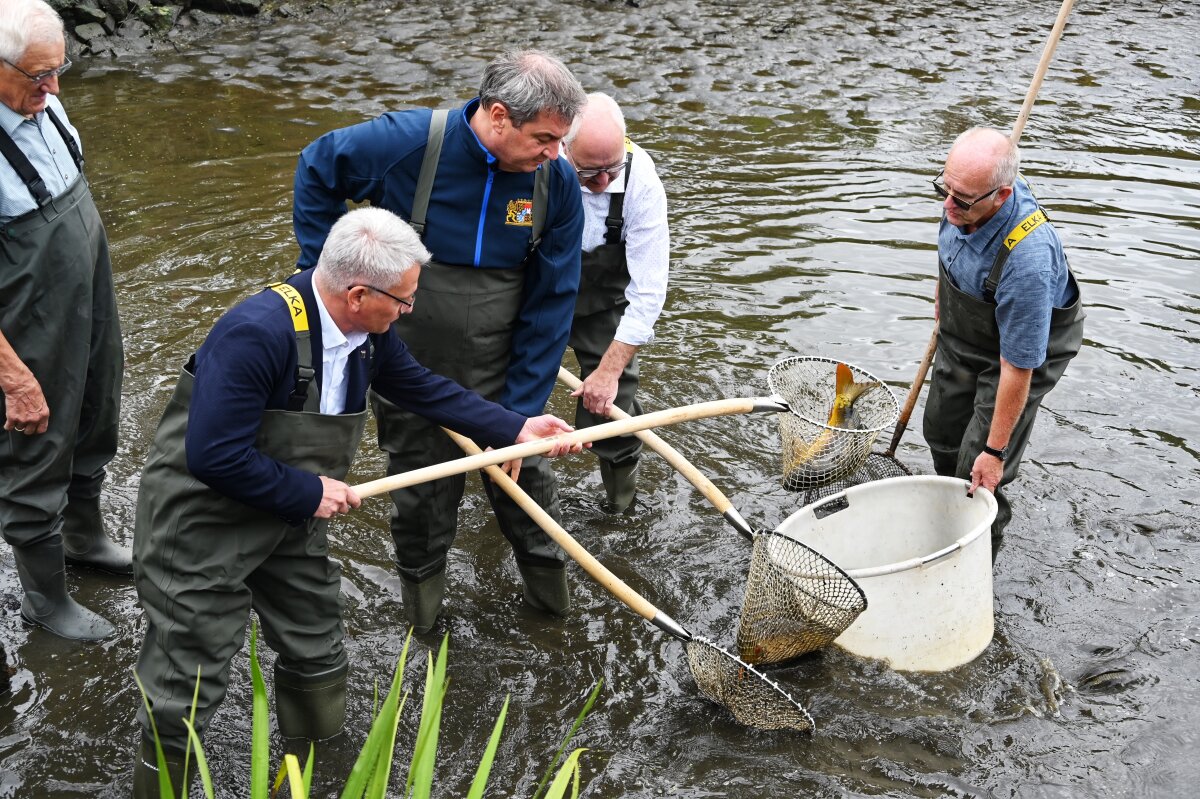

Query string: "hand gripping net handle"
[[767, 356, 899, 492], [685, 636, 815, 733], [736, 530, 867, 666]]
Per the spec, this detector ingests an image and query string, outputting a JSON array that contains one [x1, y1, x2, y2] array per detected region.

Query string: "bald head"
[[946, 127, 1020, 191], [566, 93, 628, 192]]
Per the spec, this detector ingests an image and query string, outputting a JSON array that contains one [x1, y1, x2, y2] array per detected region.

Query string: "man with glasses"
[[131, 207, 582, 796], [0, 0, 128, 641], [923, 126, 1084, 560], [294, 50, 586, 632], [562, 93, 669, 512]]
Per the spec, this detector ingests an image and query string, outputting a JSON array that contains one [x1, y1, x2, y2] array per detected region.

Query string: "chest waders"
[[0, 111, 125, 641], [568, 141, 643, 510], [132, 286, 365, 792], [368, 109, 568, 632], [923, 209, 1084, 556]]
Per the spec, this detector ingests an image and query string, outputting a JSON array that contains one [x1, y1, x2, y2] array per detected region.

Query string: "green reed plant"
[[134, 620, 600, 798]]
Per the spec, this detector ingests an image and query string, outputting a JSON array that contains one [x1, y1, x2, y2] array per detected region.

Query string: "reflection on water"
[[2, 0, 1198, 796]]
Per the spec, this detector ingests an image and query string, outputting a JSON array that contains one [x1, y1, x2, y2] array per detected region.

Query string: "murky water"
[[2, 0, 1198, 795]]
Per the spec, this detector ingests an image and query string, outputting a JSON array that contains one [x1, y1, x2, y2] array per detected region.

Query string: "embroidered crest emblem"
[[506, 198, 534, 226]]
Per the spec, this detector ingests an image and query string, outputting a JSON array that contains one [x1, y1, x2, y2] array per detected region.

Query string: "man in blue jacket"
[[132, 208, 580, 796], [294, 50, 586, 631]]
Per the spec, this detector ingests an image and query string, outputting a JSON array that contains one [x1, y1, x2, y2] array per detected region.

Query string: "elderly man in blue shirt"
[[0, 0, 127, 642], [923, 126, 1085, 560]]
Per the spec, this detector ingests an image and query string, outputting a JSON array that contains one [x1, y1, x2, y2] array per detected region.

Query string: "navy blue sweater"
[[292, 99, 584, 416], [185, 270, 526, 524]]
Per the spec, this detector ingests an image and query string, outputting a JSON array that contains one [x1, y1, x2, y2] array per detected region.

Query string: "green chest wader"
[[0, 170, 122, 544], [368, 110, 568, 623], [133, 287, 367, 755], [923, 209, 1085, 549], [568, 146, 644, 502]]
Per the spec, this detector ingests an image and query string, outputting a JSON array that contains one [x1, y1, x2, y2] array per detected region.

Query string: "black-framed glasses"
[[575, 161, 626, 181], [350, 284, 414, 309], [932, 170, 1000, 211], [3, 57, 72, 84]]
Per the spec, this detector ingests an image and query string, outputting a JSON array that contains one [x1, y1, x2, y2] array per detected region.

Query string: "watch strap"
[[982, 443, 1007, 461]]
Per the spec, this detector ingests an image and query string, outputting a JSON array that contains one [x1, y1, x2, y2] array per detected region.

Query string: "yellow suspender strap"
[[1003, 209, 1048, 250], [268, 283, 309, 333]]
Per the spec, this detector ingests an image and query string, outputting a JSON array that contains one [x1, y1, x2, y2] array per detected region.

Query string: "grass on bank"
[[134, 621, 602, 798]]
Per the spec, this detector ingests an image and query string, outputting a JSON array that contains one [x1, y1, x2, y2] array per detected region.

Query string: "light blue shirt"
[[0, 94, 82, 221], [938, 178, 1076, 369]]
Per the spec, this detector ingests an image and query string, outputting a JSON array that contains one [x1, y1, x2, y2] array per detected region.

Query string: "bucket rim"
[[784, 475, 998, 579]]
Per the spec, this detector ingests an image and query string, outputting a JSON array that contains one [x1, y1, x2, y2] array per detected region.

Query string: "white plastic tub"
[[776, 476, 998, 672]]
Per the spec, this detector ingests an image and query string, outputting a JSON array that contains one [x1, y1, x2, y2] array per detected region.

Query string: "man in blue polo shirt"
[[294, 50, 586, 631], [923, 126, 1085, 559]]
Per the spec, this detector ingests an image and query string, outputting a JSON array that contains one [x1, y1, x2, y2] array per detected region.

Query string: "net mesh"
[[795, 450, 914, 505], [685, 636, 814, 732], [735, 530, 867, 665], [767, 356, 899, 492]]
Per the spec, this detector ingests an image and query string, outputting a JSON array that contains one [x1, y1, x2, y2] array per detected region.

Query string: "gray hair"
[[954, 126, 1021, 187], [478, 50, 586, 127], [564, 92, 626, 146], [314, 207, 431, 290], [0, 0, 64, 65]]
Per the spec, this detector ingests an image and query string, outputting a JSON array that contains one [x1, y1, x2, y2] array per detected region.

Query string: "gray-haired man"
[[0, 0, 128, 642], [132, 207, 580, 795], [294, 50, 587, 631]]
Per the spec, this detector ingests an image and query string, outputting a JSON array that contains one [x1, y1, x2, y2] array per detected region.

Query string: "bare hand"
[[499, 455, 522, 483], [3, 372, 49, 436], [968, 451, 1003, 497], [314, 476, 361, 519], [516, 414, 587, 457], [570, 371, 619, 416]]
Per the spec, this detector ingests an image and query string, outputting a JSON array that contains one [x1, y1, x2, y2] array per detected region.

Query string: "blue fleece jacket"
[[185, 270, 526, 524], [292, 100, 583, 416]]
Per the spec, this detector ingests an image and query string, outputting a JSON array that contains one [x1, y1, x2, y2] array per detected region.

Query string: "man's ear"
[[487, 101, 510, 132], [997, 185, 1015, 205]]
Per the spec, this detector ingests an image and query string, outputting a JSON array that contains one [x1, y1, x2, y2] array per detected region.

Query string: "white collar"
[[311, 282, 367, 353]]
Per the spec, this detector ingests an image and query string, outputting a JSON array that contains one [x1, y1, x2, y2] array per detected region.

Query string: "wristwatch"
[[982, 443, 1008, 461]]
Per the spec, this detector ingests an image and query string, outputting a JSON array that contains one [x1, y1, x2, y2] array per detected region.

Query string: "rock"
[[74, 22, 109, 46], [129, 0, 180, 33], [96, 0, 130, 19], [189, 0, 264, 17]]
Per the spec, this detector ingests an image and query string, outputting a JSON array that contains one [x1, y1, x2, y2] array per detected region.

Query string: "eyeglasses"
[[575, 161, 626, 181], [350, 284, 414, 309], [3, 57, 72, 84], [932, 170, 1000, 211]]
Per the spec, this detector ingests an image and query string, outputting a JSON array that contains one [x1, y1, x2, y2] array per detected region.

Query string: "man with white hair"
[[563, 92, 669, 511], [131, 207, 582, 796], [923, 126, 1084, 558], [0, 0, 127, 642]]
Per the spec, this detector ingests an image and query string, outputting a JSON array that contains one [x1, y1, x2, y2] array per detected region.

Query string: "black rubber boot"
[[61, 493, 133, 575], [516, 562, 570, 616], [13, 538, 115, 641], [599, 460, 638, 513], [133, 738, 190, 799], [399, 569, 446, 634], [274, 662, 349, 742]]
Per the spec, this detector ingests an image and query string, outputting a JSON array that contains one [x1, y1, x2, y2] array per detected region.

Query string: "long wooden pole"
[[351, 395, 786, 499], [884, 0, 1075, 458], [557, 367, 754, 539], [443, 427, 691, 641]]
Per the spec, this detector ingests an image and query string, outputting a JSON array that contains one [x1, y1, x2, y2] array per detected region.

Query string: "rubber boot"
[[399, 569, 446, 634], [274, 663, 348, 742], [133, 738, 190, 799], [13, 538, 115, 641], [516, 562, 570, 616], [599, 460, 639, 513], [62, 493, 133, 576]]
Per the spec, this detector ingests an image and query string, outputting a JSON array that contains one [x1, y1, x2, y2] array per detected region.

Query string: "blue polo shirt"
[[938, 178, 1076, 369]]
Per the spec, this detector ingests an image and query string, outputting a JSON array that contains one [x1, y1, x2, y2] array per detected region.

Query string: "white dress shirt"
[[311, 284, 367, 415], [578, 140, 670, 346]]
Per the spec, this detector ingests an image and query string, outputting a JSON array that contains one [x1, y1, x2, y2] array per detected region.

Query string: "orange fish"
[[787, 363, 880, 473]]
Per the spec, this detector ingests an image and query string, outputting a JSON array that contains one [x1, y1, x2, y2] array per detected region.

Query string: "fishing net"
[[735, 530, 867, 665], [768, 356, 899, 492], [795, 451, 915, 506], [685, 636, 815, 732]]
